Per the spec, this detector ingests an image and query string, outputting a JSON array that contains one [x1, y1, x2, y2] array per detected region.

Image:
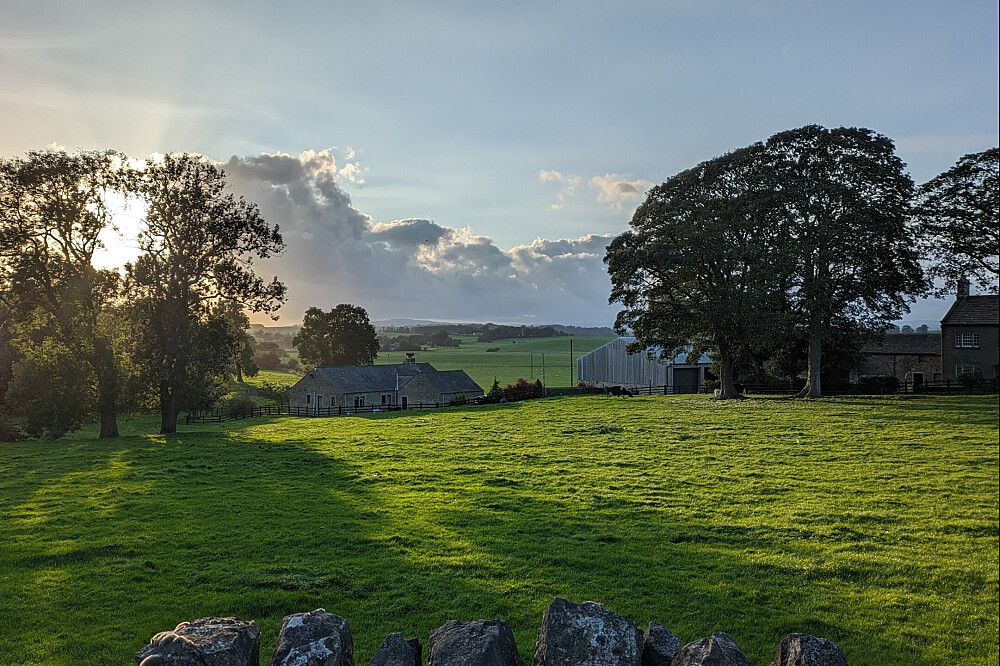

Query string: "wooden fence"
[[186, 378, 996, 425]]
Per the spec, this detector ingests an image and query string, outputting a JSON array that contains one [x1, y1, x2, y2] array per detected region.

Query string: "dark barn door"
[[673, 368, 700, 394]]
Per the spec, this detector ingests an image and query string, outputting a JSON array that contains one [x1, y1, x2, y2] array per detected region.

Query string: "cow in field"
[[606, 385, 633, 397]]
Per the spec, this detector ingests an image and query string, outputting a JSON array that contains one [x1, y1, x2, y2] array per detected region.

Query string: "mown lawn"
[[0, 394, 996, 665]]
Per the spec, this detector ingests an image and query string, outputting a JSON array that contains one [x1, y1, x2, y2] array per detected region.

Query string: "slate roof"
[[941, 295, 1000, 326], [862, 333, 941, 355], [310, 363, 433, 392], [414, 369, 484, 394]]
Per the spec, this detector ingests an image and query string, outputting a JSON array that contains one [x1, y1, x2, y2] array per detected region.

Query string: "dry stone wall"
[[136, 598, 848, 666]]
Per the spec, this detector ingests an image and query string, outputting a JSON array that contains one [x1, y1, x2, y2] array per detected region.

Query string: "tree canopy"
[[605, 143, 790, 398], [128, 153, 286, 433], [293, 304, 379, 368], [607, 125, 926, 398], [914, 147, 999, 295]]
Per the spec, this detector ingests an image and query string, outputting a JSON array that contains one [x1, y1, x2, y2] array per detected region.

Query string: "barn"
[[576, 337, 713, 393]]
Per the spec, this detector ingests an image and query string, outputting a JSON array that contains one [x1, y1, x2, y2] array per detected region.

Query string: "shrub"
[[227, 393, 258, 418], [450, 392, 467, 405], [503, 378, 542, 401], [258, 381, 290, 405], [856, 375, 900, 394]]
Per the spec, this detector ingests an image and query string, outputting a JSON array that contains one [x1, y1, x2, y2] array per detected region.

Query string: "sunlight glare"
[[93, 190, 146, 270]]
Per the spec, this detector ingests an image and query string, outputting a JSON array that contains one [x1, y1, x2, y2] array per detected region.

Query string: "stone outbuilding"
[[855, 332, 943, 386], [289, 354, 484, 412]]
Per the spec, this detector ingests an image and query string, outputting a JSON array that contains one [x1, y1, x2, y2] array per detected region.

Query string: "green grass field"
[[1, 394, 997, 665], [374, 335, 615, 389]]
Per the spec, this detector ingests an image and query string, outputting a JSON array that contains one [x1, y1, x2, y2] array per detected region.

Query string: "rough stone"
[[672, 633, 754, 666], [532, 598, 643, 666], [135, 616, 261, 666], [769, 634, 847, 666], [427, 619, 524, 666], [368, 632, 421, 666], [271, 609, 354, 666], [642, 622, 680, 666]]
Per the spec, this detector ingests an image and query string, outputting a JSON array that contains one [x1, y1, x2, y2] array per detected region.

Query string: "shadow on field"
[[3, 395, 992, 666]]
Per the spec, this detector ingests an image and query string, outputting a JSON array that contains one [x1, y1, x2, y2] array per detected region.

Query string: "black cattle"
[[605, 385, 633, 397]]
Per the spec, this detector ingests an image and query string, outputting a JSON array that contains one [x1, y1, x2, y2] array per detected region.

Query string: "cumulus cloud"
[[218, 151, 617, 324], [537, 169, 581, 210], [589, 173, 653, 208]]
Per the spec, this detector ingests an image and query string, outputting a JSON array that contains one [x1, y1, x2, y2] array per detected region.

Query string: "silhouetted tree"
[[128, 154, 285, 434], [914, 147, 999, 295], [293, 304, 379, 368]]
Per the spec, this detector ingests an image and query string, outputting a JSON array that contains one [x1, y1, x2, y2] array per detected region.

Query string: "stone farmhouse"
[[289, 353, 484, 412], [940, 283, 999, 380]]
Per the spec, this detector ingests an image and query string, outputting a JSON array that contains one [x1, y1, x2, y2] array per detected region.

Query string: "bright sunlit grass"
[[1, 394, 997, 665]]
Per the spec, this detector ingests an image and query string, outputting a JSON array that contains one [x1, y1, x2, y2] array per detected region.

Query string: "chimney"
[[957, 278, 970, 299], [405, 352, 415, 364]]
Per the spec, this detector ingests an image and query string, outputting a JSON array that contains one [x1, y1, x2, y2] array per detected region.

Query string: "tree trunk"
[[159, 381, 180, 434], [235, 364, 243, 383], [94, 337, 120, 438], [795, 332, 823, 398], [716, 343, 742, 400], [99, 410, 119, 438]]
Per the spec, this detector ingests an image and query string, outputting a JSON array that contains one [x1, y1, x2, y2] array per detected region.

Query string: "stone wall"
[[136, 598, 848, 666]]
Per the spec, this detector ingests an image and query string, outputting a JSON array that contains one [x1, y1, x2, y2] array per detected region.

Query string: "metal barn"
[[576, 337, 712, 393]]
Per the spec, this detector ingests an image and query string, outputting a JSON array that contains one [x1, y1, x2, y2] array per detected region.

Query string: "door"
[[673, 368, 700, 394], [402, 396, 408, 410]]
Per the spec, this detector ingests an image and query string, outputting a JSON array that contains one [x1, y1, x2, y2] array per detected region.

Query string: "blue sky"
[[2, 1, 997, 325]]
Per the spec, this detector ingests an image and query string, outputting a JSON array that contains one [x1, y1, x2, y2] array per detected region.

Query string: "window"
[[381, 394, 390, 405], [956, 364, 981, 377], [954, 332, 980, 349], [317, 395, 324, 408], [306, 394, 312, 405]]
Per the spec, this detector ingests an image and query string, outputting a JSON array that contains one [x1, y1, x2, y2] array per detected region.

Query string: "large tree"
[[914, 147, 999, 295], [293, 304, 379, 368], [605, 144, 790, 399], [0, 149, 136, 437], [128, 153, 285, 434], [766, 125, 925, 397]]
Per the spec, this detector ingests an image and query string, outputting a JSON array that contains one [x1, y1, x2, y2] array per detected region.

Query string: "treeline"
[[606, 126, 997, 399], [477, 324, 568, 343], [379, 329, 462, 351], [0, 150, 284, 439]]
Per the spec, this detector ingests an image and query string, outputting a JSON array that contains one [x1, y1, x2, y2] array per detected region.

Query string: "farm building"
[[290, 353, 483, 413], [940, 284, 999, 380], [854, 332, 943, 386], [576, 337, 712, 393]]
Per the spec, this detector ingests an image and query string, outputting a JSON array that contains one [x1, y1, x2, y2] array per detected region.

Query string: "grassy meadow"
[[0, 394, 997, 665], [374, 335, 615, 389]]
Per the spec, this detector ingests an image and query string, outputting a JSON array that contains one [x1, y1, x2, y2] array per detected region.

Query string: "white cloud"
[[218, 152, 617, 324], [537, 169, 582, 209], [589, 173, 653, 209]]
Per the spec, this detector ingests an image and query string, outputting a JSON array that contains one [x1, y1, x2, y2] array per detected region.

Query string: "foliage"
[[488, 377, 503, 399], [127, 153, 285, 433], [765, 125, 925, 397], [257, 380, 290, 405], [293, 304, 379, 368], [478, 324, 566, 343], [503, 377, 543, 401], [856, 375, 900, 394], [255, 350, 282, 370], [605, 143, 790, 399], [226, 393, 258, 419], [0, 149, 137, 437], [6, 336, 93, 437], [914, 147, 999, 295], [449, 392, 467, 405], [0, 395, 996, 665]]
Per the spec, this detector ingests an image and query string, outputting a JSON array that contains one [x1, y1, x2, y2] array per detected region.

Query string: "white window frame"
[[954, 332, 980, 349], [955, 363, 981, 377]]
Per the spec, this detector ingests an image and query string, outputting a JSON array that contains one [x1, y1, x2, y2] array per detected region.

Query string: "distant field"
[[375, 335, 616, 389], [1, 394, 996, 665]]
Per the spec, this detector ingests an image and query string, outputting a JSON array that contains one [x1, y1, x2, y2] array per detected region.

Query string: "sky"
[[2, 1, 997, 326]]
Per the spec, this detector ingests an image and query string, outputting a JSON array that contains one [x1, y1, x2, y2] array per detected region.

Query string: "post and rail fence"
[[186, 377, 997, 425]]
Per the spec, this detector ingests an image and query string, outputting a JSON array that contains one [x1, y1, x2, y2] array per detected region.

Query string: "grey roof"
[[416, 369, 484, 395], [588, 337, 712, 365], [309, 363, 433, 392], [862, 332, 940, 355], [941, 295, 999, 326]]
